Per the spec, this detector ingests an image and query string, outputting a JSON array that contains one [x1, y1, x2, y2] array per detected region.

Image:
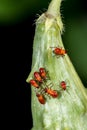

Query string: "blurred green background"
[[1, 0, 86, 129]]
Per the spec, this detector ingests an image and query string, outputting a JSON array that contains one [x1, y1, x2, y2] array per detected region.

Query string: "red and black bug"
[[34, 72, 42, 82], [44, 88, 58, 98], [29, 79, 39, 88], [39, 68, 47, 79], [36, 93, 46, 104], [50, 47, 66, 57], [60, 81, 66, 90]]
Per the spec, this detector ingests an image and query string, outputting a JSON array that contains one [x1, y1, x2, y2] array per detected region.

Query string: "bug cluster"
[[28, 46, 68, 105], [29, 67, 68, 105], [29, 68, 59, 104]]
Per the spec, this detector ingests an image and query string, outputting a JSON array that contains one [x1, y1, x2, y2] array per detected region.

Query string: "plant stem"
[[47, 0, 62, 17], [26, 0, 87, 130]]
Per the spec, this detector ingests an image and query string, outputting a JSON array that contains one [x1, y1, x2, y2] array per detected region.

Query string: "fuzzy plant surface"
[[26, 0, 87, 130]]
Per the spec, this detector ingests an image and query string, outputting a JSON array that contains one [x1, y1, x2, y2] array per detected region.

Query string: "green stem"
[[26, 0, 87, 130], [47, 0, 62, 17]]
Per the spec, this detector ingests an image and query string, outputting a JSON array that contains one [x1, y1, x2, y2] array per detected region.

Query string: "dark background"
[[0, 0, 87, 130]]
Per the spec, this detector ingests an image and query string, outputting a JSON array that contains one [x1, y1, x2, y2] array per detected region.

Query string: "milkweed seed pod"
[[26, 0, 87, 129]]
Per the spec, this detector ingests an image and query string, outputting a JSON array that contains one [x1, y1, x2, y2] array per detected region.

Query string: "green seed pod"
[[26, 0, 87, 130]]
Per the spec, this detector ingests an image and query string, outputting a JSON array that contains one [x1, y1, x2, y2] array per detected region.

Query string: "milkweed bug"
[[34, 72, 42, 82], [36, 94, 46, 104], [60, 81, 66, 90], [29, 79, 39, 88], [50, 46, 66, 57], [44, 88, 58, 98], [39, 68, 47, 79]]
